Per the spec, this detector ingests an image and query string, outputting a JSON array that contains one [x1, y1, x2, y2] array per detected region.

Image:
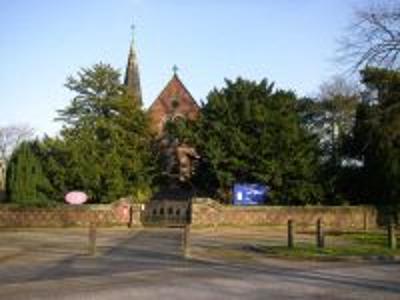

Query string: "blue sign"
[[233, 184, 269, 205]]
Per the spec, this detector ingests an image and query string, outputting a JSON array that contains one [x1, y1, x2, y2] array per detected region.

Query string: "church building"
[[123, 31, 200, 135], [124, 30, 200, 183]]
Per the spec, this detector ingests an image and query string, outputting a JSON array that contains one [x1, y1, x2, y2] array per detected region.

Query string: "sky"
[[0, 0, 365, 136]]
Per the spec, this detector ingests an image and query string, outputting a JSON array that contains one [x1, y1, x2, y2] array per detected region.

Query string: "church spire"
[[124, 24, 143, 106]]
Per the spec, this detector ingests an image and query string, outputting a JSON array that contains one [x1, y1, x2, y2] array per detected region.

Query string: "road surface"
[[0, 228, 399, 299]]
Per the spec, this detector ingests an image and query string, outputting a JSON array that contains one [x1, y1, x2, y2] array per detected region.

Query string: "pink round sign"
[[65, 191, 88, 205]]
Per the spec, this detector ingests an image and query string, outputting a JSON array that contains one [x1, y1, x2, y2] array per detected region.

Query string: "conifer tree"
[[41, 63, 157, 203], [171, 78, 322, 204], [6, 141, 50, 205], [352, 67, 400, 206]]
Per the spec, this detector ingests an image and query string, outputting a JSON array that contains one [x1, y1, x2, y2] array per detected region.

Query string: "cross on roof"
[[130, 22, 135, 43], [172, 65, 179, 75]]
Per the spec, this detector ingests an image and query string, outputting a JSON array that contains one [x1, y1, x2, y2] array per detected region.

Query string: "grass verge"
[[194, 231, 400, 262]]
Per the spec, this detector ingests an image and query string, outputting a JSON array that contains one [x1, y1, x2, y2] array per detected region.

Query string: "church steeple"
[[124, 24, 143, 106]]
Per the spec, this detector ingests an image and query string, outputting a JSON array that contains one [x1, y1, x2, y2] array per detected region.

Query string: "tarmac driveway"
[[0, 228, 399, 300]]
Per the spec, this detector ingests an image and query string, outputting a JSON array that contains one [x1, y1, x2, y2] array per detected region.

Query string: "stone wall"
[[191, 198, 378, 230], [0, 197, 387, 230], [0, 200, 142, 228]]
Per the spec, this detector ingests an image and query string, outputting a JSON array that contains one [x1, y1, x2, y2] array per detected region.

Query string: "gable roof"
[[148, 74, 200, 135], [148, 74, 199, 112]]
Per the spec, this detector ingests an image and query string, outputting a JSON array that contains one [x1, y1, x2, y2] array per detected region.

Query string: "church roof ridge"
[[148, 71, 199, 112]]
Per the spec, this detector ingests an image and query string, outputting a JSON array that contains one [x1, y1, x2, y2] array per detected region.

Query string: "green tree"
[[34, 136, 69, 201], [352, 67, 400, 206], [6, 141, 51, 205], [42, 63, 157, 203], [171, 78, 322, 204]]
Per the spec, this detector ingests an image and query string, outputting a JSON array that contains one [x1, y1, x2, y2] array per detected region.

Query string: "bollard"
[[88, 222, 97, 256], [182, 224, 191, 257], [288, 219, 294, 248], [316, 218, 325, 248], [363, 208, 368, 232], [128, 206, 133, 228], [388, 219, 397, 250]]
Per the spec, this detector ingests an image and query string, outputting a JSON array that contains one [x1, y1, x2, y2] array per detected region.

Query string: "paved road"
[[0, 228, 399, 300]]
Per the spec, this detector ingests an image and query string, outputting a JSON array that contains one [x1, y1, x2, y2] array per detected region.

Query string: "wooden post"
[[88, 222, 97, 256], [288, 219, 294, 248], [182, 224, 191, 257], [388, 219, 397, 250], [363, 207, 368, 232], [128, 206, 133, 228], [316, 218, 325, 248]]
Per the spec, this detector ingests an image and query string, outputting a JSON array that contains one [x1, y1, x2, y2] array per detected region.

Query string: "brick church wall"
[[147, 75, 200, 135]]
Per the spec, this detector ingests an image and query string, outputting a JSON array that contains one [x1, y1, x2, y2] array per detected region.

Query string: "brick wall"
[[0, 197, 387, 230], [147, 75, 200, 135], [0, 200, 143, 228], [191, 198, 378, 230]]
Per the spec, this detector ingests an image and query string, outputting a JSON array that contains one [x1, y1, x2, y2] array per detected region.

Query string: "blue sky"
[[0, 0, 364, 136]]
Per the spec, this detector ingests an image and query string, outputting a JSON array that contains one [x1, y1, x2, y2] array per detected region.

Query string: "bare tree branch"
[[338, 1, 400, 72], [0, 124, 34, 161]]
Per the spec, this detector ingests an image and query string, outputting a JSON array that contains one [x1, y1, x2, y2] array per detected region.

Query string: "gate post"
[[288, 219, 294, 248], [88, 222, 97, 256], [388, 219, 397, 250], [316, 218, 325, 248], [183, 224, 191, 257], [128, 206, 133, 228]]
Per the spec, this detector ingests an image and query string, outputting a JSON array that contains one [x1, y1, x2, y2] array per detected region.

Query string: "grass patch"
[[256, 232, 400, 259], [343, 232, 389, 246], [258, 244, 399, 259], [194, 230, 400, 262]]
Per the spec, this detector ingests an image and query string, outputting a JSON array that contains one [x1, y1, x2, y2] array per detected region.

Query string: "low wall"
[[191, 198, 378, 230], [0, 200, 142, 228], [0, 197, 388, 230]]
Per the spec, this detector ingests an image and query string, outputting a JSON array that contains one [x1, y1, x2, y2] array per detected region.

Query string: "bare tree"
[[0, 124, 34, 161], [339, 1, 400, 72], [313, 77, 361, 165], [318, 76, 360, 134]]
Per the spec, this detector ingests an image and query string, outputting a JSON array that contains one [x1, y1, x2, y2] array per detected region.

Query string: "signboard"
[[233, 184, 269, 205], [65, 191, 88, 205]]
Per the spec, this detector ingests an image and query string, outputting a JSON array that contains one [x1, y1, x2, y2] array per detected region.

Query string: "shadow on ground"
[[0, 228, 400, 299]]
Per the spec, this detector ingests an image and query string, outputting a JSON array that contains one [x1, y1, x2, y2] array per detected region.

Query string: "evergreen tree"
[[171, 78, 322, 204], [352, 67, 400, 206], [6, 141, 51, 205], [41, 63, 157, 203]]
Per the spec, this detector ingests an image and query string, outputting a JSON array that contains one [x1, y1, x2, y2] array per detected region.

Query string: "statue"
[[162, 138, 199, 183], [176, 142, 200, 182]]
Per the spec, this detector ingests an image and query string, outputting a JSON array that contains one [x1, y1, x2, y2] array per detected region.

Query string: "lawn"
[[191, 228, 400, 261]]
